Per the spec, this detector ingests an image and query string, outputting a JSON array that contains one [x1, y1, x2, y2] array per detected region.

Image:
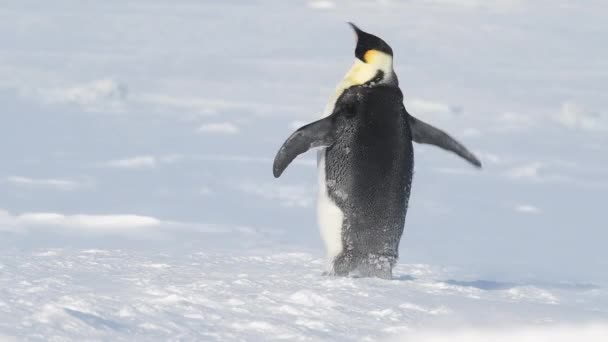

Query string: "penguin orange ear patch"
[[363, 50, 379, 63]]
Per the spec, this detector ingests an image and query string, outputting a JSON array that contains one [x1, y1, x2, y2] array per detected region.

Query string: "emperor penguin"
[[273, 23, 482, 279]]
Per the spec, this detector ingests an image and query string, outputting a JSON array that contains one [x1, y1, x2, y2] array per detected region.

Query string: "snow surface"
[[1, 0, 607, 340]]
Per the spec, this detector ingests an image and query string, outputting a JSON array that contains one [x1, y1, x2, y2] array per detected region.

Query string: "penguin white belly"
[[315, 65, 373, 266], [317, 149, 344, 265]]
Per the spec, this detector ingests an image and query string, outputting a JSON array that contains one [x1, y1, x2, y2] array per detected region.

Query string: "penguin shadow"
[[392, 274, 416, 282], [384, 275, 514, 287], [391, 275, 506, 287], [441, 279, 600, 291], [320, 272, 416, 281], [390, 274, 600, 292], [442, 279, 516, 290], [64, 308, 127, 332], [322, 272, 600, 291]]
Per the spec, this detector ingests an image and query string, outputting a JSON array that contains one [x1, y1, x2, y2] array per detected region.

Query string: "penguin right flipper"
[[408, 115, 482, 168], [273, 115, 343, 178]]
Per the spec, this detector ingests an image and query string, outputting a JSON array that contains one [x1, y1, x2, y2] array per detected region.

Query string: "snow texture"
[[1, 0, 607, 340]]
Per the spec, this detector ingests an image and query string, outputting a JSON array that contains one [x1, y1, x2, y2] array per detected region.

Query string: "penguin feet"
[[330, 252, 395, 279]]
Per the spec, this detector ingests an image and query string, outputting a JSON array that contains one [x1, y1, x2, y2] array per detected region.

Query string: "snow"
[[39, 79, 128, 110], [396, 324, 608, 342], [1, 0, 607, 340], [514, 204, 540, 214], [1, 247, 605, 341], [5, 176, 86, 191], [198, 122, 240, 135], [102, 156, 158, 169]]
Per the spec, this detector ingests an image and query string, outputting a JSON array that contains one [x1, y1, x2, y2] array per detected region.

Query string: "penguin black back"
[[325, 85, 413, 278]]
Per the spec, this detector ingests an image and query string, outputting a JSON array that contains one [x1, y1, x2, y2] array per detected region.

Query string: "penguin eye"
[[364, 70, 384, 87]]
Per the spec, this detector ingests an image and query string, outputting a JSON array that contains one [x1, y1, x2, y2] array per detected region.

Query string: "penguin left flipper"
[[273, 115, 344, 178], [408, 114, 482, 168]]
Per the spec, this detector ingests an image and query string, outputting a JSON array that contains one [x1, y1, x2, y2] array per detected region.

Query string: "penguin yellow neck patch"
[[344, 60, 376, 86], [363, 50, 380, 64], [345, 50, 393, 84], [323, 51, 394, 114]]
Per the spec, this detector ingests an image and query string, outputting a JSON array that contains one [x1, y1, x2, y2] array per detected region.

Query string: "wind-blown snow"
[[555, 102, 607, 132], [1, 247, 605, 341], [514, 204, 540, 214], [5, 176, 88, 191], [102, 156, 158, 169], [198, 122, 240, 134], [1, 0, 607, 340], [395, 324, 608, 342]]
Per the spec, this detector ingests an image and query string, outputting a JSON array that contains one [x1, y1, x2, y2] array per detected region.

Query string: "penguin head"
[[343, 23, 397, 87], [350, 23, 393, 63]]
